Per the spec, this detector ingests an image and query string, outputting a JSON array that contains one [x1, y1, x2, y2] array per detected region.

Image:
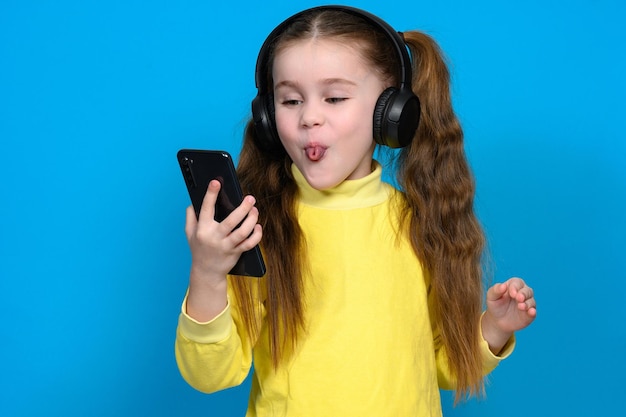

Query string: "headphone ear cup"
[[252, 93, 281, 151], [266, 93, 276, 127], [373, 87, 420, 148], [373, 87, 397, 146]]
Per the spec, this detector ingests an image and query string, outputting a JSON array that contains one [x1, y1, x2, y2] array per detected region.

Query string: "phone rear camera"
[[180, 157, 197, 189]]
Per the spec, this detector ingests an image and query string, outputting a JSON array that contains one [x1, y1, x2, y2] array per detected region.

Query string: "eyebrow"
[[274, 78, 357, 90]]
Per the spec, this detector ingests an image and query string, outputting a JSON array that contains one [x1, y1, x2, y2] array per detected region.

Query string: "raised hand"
[[184, 179, 263, 322], [481, 277, 537, 354]]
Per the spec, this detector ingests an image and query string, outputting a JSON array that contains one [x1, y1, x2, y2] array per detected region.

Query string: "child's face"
[[272, 38, 386, 190]]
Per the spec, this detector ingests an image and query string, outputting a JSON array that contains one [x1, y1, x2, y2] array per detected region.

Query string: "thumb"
[[185, 205, 198, 239], [486, 282, 508, 302]]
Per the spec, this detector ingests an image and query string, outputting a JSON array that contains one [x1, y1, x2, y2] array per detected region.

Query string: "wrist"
[[186, 268, 228, 322], [189, 263, 228, 289], [481, 311, 514, 355]]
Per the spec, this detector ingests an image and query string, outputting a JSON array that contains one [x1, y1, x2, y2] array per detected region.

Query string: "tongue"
[[306, 146, 326, 161]]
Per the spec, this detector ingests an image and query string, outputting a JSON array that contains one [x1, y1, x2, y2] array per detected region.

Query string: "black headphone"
[[251, 5, 420, 151]]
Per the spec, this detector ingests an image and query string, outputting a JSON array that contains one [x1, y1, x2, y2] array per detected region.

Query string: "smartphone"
[[177, 149, 266, 277]]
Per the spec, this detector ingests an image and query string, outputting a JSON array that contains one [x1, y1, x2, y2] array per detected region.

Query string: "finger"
[[507, 277, 524, 290], [505, 277, 528, 299], [220, 195, 257, 233], [198, 180, 221, 223], [519, 302, 538, 322], [517, 294, 537, 313], [185, 205, 198, 239], [515, 286, 534, 303], [236, 223, 263, 252], [228, 206, 260, 245], [486, 282, 507, 301]]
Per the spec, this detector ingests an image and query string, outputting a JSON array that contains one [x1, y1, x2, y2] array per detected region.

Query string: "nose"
[[300, 101, 324, 128]]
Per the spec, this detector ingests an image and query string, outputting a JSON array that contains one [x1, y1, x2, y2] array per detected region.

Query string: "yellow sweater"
[[175, 163, 513, 416]]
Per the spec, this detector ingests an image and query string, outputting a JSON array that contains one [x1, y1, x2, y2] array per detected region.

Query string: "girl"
[[175, 6, 536, 416]]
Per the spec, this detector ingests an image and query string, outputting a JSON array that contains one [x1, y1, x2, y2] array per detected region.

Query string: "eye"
[[326, 97, 348, 104], [280, 99, 302, 106]]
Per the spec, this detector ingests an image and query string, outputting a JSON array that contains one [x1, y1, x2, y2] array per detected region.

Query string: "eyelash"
[[280, 97, 347, 106]]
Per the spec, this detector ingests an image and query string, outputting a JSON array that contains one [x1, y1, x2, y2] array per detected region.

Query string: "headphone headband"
[[252, 5, 420, 150], [254, 5, 413, 94]]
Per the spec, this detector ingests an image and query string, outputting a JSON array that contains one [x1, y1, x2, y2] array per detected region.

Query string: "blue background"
[[1, 0, 624, 416]]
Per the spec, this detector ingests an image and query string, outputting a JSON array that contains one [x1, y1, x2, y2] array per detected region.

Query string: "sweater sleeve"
[[174, 289, 258, 394]]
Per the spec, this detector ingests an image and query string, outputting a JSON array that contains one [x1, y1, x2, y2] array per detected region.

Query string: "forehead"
[[272, 38, 369, 75], [275, 37, 365, 59]]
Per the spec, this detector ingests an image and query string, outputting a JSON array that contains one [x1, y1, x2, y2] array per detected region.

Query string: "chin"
[[301, 170, 342, 191]]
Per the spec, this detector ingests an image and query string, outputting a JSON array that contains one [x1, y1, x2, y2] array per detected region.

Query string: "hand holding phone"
[[177, 149, 266, 277]]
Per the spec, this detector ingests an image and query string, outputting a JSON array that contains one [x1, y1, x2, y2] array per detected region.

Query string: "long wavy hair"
[[231, 9, 485, 401]]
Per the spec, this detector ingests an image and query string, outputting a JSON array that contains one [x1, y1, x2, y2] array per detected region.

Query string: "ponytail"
[[399, 31, 486, 401]]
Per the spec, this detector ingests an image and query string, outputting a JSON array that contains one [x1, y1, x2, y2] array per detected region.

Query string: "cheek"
[[274, 117, 287, 140], [346, 103, 375, 137], [274, 107, 290, 131], [274, 110, 297, 148]]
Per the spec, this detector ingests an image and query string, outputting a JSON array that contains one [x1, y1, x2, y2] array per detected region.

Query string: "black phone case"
[[177, 149, 266, 277]]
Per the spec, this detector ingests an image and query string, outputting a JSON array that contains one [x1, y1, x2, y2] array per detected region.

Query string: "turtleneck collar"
[[291, 161, 391, 210]]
